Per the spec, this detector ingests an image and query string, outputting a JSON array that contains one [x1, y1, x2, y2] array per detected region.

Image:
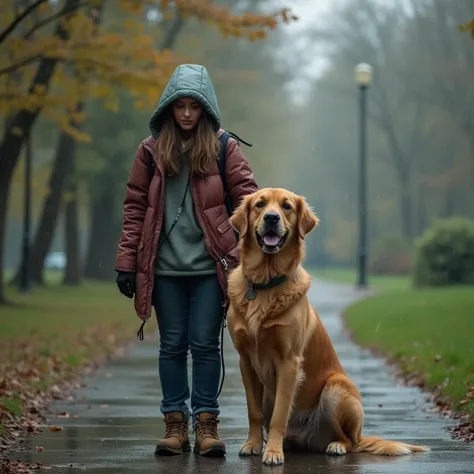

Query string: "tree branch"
[[23, 0, 96, 40], [0, 54, 42, 77], [0, 0, 48, 46], [158, 9, 186, 50]]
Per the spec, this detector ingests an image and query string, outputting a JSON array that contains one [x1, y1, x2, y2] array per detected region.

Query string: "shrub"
[[370, 237, 413, 276], [413, 217, 474, 287]]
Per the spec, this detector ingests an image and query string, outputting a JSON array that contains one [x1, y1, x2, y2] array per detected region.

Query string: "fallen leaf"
[[36, 446, 44, 452], [49, 425, 63, 432]]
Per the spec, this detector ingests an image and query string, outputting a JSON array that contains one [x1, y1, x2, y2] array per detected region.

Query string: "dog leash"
[[216, 311, 227, 399]]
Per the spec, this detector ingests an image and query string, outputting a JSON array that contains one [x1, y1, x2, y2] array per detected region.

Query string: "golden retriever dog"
[[226, 188, 428, 466]]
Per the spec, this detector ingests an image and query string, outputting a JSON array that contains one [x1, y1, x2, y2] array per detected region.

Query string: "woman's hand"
[[116, 271, 136, 299]]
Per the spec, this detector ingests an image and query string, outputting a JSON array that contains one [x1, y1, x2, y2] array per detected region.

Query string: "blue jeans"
[[153, 274, 224, 422]]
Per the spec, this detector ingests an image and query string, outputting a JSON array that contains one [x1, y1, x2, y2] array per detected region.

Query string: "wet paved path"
[[10, 281, 474, 473]]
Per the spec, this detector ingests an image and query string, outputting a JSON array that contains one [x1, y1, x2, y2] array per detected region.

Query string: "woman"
[[114, 64, 258, 457]]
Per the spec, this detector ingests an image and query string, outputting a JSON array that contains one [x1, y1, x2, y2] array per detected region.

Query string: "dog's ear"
[[297, 196, 319, 238], [230, 195, 251, 238]]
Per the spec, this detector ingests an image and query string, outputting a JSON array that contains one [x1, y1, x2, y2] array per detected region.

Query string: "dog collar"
[[245, 275, 287, 300]]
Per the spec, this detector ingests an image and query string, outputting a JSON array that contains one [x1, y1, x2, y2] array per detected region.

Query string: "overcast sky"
[[276, 0, 335, 103]]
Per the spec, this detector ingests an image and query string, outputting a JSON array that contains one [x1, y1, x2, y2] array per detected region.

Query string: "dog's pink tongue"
[[263, 234, 279, 246]]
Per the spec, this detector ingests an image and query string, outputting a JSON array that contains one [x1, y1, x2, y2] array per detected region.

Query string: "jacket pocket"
[[217, 219, 232, 235]]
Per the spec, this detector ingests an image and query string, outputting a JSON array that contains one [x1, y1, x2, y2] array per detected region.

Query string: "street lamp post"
[[19, 130, 32, 293], [354, 63, 373, 289]]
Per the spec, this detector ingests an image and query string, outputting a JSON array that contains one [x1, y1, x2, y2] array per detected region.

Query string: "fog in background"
[[3, 0, 473, 284]]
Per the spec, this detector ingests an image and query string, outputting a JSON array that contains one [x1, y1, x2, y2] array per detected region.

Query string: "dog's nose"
[[264, 211, 280, 225]]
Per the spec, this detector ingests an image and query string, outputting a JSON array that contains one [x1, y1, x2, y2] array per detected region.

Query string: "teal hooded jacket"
[[149, 64, 221, 137]]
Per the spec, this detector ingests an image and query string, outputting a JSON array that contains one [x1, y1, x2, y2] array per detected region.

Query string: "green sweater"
[[154, 154, 216, 276]]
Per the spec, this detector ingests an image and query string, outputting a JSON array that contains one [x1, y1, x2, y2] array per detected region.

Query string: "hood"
[[149, 64, 221, 138]]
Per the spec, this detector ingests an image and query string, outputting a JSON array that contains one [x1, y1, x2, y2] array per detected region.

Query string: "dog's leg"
[[238, 354, 264, 456], [319, 375, 362, 456], [262, 356, 301, 466]]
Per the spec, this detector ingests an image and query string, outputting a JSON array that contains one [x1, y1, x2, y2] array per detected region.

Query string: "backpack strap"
[[218, 130, 252, 216], [218, 131, 233, 216], [147, 153, 156, 184]]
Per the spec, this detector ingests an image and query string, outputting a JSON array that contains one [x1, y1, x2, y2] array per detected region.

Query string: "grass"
[[0, 398, 22, 417], [1, 280, 137, 342], [344, 286, 474, 421], [0, 277, 145, 431], [311, 266, 411, 293]]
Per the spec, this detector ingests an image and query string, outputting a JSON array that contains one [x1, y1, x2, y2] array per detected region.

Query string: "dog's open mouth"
[[256, 230, 288, 253]]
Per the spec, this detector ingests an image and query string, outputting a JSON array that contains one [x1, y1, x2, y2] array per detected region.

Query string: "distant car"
[[45, 251, 66, 270]]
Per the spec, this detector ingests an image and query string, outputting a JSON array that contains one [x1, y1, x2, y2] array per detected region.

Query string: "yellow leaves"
[[37, 2, 54, 16], [104, 99, 119, 113], [170, 0, 297, 41], [133, 99, 148, 111], [0, 1, 15, 31], [247, 31, 267, 42], [117, 0, 143, 16], [61, 124, 91, 143], [459, 19, 474, 39], [0, 0, 297, 144], [123, 19, 144, 34], [66, 11, 97, 39]]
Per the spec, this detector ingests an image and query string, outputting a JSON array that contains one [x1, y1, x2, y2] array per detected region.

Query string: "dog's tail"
[[353, 436, 429, 456]]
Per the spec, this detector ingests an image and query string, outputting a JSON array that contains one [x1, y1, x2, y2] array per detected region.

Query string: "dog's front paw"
[[239, 440, 262, 456], [262, 447, 284, 465], [326, 441, 348, 456]]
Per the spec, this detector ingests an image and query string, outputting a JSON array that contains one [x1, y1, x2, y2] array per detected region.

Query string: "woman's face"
[[172, 97, 203, 131]]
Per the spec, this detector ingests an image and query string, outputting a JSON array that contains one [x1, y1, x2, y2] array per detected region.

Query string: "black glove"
[[116, 271, 136, 299]]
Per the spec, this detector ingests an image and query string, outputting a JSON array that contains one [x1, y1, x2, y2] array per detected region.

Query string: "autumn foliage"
[[0, 0, 297, 140], [459, 18, 474, 38]]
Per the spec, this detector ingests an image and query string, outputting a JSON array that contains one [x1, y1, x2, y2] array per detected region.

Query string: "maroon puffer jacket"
[[115, 129, 258, 323]]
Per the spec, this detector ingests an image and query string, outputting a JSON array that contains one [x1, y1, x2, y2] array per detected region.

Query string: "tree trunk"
[[399, 186, 413, 240], [16, 2, 103, 284], [63, 184, 81, 285], [0, 169, 14, 303], [416, 190, 428, 237], [0, 0, 80, 296], [62, 143, 81, 286], [84, 185, 121, 281], [11, 127, 78, 285]]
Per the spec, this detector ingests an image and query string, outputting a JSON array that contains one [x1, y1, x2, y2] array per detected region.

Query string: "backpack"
[[147, 131, 252, 217]]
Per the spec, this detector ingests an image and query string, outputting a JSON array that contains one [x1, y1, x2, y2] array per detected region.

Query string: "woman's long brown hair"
[[154, 107, 220, 176]]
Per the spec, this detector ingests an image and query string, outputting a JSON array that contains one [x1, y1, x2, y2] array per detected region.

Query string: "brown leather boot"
[[155, 412, 191, 456], [193, 413, 226, 457]]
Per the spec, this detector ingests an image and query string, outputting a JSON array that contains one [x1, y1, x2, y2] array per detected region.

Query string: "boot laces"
[[196, 417, 219, 439], [164, 418, 187, 439]]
